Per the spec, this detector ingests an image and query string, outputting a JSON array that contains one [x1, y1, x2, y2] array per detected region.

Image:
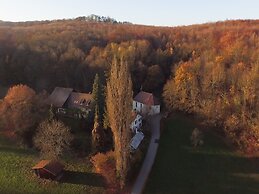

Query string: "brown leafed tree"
[[106, 57, 132, 188], [34, 119, 73, 160], [2, 84, 47, 144], [4, 84, 37, 133], [0, 99, 8, 130]]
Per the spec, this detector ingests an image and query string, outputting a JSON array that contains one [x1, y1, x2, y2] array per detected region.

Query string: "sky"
[[0, 0, 259, 26]]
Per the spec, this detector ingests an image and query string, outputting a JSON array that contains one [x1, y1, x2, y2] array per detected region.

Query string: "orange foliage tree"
[[2, 84, 47, 144]]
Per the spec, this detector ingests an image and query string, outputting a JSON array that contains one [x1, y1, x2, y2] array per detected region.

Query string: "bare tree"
[[34, 119, 73, 159], [106, 57, 132, 188]]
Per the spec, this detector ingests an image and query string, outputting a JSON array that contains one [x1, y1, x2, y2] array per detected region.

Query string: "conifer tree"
[[92, 74, 104, 123], [91, 74, 106, 152], [92, 106, 105, 152]]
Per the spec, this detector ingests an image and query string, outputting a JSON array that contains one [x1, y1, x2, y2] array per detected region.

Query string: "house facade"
[[130, 113, 142, 133], [133, 91, 160, 115]]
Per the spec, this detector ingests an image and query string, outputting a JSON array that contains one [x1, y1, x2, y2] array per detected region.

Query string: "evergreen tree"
[[92, 74, 104, 123], [92, 106, 105, 152], [49, 104, 56, 121], [91, 74, 106, 152]]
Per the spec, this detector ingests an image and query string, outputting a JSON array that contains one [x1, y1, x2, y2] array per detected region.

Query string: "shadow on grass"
[[60, 170, 105, 187], [144, 115, 259, 194], [0, 146, 36, 156]]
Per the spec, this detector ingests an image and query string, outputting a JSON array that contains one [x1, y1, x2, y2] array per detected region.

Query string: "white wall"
[[133, 100, 160, 115], [150, 105, 160, 115], [133, 101, 141, 113]]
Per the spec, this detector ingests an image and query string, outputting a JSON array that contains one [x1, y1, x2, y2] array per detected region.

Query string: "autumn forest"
[[0, 19, 258, 152]]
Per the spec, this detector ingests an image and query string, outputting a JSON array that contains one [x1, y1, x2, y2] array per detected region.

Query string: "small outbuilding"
[[130, 132, 145, 151], [32, 160, 64, 180]]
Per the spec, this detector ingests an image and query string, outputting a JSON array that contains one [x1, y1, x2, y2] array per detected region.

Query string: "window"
[[80, 99, 86, 105]]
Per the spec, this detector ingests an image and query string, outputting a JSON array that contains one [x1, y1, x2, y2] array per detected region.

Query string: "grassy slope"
[[144, 115, 259, 194], [0, 136, 105, 194]]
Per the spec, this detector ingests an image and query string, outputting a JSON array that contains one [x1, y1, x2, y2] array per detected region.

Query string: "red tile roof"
[[32, 160, 64, 176], [134, 91, 160, 106], [32, 160, 50, 169]]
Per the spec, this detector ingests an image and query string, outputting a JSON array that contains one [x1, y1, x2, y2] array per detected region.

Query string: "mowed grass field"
[[0, 135, 105, 194], [144, 114, 259, 194]]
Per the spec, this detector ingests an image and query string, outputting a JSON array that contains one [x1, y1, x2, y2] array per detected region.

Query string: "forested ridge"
[[0, 18, 189, 93], [0, 18, 258, 150]]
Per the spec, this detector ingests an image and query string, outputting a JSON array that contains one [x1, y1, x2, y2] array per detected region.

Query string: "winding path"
[[131, 114, 161, 194]]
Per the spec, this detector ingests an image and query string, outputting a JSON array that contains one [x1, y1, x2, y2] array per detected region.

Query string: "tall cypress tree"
[[106, 57, 132, 188]]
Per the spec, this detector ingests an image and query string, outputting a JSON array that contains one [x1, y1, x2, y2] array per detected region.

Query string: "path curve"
[[131, 114, 161, 194]]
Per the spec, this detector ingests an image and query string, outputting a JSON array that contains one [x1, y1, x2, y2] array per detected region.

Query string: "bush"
[[91, 151, 119, 193], [190, 128, 204, 147]]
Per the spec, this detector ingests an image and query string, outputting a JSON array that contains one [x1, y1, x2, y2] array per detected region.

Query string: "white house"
[[130, 112, 142, 133], [133, 91, 160, 116]]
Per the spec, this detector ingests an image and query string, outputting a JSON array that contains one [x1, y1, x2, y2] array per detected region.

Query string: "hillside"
[[0, 18, 258, 93], [0, 18, 258, 150]]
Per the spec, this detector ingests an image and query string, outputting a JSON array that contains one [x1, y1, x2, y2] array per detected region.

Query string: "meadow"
[[144, 114, 259, 194]]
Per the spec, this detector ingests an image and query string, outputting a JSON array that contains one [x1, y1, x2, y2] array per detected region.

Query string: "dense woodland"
[[0, 19, 258, 151], [0, 19, 184, 94]]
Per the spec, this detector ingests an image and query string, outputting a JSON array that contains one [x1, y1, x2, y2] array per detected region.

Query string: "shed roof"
[[48, 87, 73, 107], [130, 132, 144, 150], [134, 91, 159, 106], [32, 160, 64, 176]]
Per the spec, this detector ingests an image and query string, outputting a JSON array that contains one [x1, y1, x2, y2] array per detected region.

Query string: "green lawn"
[[0, 135, 105, 194], [144, 114, 259, 194]]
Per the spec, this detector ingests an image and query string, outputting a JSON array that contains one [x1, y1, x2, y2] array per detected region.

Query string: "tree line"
[[163, 21, 259, 151], [0, 19, 183, 95]]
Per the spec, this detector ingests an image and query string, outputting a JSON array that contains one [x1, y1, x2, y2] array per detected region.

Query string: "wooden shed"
[[32, 160, 64, 180]]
